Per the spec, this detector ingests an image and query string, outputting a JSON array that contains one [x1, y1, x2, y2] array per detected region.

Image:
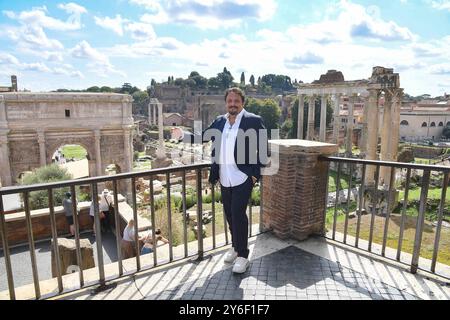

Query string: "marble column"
[[332, 94, 341, 144], [390, 89, 403, 163], [365, 89, 379, 185], [320, 94, 328, 142], [0, 96, 11, 186], [152, 104, 157, 125], [156, 102, 165, 159], [380, 92, 393, 186], [346, 94, 355, 156], [307, 95, 315, 140], [0, 133, 12, 186], [123, 128, 133, 173], [360, 94, 370, 155], [297, 94, 304, 139], [37, 130, 46, 167], [148, 102, 152, 125], [94, 129, 102, 176]]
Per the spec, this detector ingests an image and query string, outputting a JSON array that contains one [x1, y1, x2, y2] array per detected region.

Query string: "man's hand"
[[251, 176, 257, 185]]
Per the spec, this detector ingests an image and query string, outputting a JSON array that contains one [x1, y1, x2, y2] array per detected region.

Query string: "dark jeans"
[[220, 176, 254, 259], [101, 211, 111, 232]]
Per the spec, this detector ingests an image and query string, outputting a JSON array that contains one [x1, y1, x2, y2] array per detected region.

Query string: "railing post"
[[411, 170, 431, 274], [0, 193, 16, 300], [195, 169, 204, 261]]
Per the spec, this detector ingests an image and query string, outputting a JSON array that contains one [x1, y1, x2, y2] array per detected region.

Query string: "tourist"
[[89, 195, 102, 237], [121, 219, 138, 259], [140, 228, 169, 255], [183, 87, 268, 273], [99, 188, 114, 233], [62, 192, 78, 238]]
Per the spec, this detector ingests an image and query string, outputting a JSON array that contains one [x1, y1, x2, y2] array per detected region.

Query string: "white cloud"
[[132, 0, 277, 29], [0, 53, 20, 65], [125, 22, 156, 41], [94, 15, 127, 36], [57, 3, 88, 15], [429, 0, 450, 11], [429, 63, 450, 75], [3, 5, 85, 31], [71, 41, 126, 77]]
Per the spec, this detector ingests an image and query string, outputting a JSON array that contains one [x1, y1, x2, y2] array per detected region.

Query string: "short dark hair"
[[224, 87, 245, 104]]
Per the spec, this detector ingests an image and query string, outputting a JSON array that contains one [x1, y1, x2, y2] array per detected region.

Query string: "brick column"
[[262, 140, 338, 241]]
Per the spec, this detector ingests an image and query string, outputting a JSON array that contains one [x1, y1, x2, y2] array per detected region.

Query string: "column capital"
[[37, 130, 46, 144], [94, 129, 101, 139]]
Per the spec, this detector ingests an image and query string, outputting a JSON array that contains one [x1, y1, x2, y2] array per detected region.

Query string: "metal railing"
[[0, 164, 265, 300], [320, 156, 450, 278]]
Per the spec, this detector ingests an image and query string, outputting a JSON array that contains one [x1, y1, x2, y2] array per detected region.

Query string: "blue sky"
[[0, 0, 450, 96]]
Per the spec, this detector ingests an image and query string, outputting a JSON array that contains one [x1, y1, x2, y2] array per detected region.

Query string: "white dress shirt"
[[219, 109, 249, 187]]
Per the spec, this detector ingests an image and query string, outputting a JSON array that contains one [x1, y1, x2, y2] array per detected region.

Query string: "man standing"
[[185, 87, 268, 273], [62, 192, 77, 238]]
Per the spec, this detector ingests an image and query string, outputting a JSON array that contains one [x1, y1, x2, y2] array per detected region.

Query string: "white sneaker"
[[232, 257, 249, 274], [224, 248, 238, 263]]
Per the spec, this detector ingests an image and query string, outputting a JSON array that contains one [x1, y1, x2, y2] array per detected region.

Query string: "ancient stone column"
[[152, 104, 157, 125], [94, 129, 102, 176], [346, 94, 355, 156], [297, 94, 304, 139], [37, 130, 46, 167], [332, 94, 341, 144], [320, 94, 328, 142], [365, 89, 379, 185], [262, 140, 338, 240], [0, 133, 12, 186], [380, 92, 393, 186], [123, 128, 133, 173], [390, 89, 403, 164], [360, 94, 370, 155], [148, 102, 152, 125], [156, 102, 165, 159], [307, 95, 315, 140], [0, 96, 12, 186]]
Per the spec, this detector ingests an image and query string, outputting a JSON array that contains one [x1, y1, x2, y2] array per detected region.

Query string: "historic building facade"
[[0, 92, 134, 187]]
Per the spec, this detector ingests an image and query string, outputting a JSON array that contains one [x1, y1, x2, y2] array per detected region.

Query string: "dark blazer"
[[184, 110, 268, 185]]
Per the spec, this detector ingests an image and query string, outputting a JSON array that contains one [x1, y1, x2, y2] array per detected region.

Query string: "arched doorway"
[[51, 144, 91, 179]]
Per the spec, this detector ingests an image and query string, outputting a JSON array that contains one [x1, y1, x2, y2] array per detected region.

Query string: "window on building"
[[439, 122, 444, 127], [447, 121, 450, 126], [430, 122, 436, 127], [65, 109, 70, 117], [400, 120, 409, 126], [421, 122, 427, 127]]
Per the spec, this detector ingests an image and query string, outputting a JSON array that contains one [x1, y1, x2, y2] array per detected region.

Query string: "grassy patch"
[[61, 145, 87, 160], [328, 169, 359, 193], [326, 206, 450, 266]]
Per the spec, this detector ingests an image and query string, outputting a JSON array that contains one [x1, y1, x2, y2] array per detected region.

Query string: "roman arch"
[[297, 67, 403, 186], [0, 92, 134, 191]]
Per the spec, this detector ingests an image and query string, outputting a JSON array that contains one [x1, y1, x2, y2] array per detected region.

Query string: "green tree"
[[249, 75, 255, 86], [132, 90, 149, 115], [120, 83, 139, 95], [217, 67, 234, 90], [100, 86, 113, 92], [188, 71, 207, 89], [443, 125, 450, 139], [174, 78, 185, 87], [20, 164, 74, 210], [240, 72, 245, 86], [244, 97, 281, 135], [86, 86, 100, 92]]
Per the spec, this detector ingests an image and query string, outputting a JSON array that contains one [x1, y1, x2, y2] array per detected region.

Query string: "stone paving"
[[55, 232, 450, 301]]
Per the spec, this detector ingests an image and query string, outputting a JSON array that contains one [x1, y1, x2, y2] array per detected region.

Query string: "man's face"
[[226, 92, 244, 116]]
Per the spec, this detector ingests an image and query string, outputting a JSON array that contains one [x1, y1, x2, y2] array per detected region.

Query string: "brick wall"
[[262, 140, 338, 241]]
